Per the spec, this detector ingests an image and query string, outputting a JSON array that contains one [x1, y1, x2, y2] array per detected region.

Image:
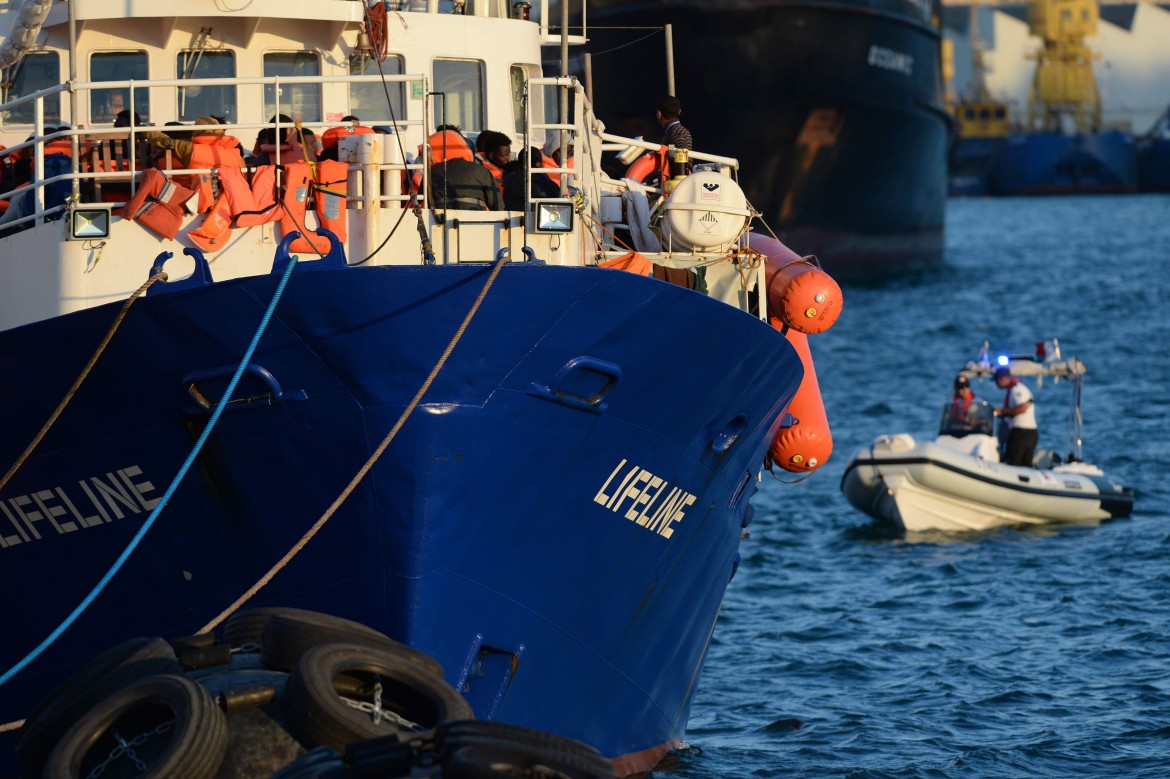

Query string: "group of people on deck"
[[946, 368, 1037, 467]]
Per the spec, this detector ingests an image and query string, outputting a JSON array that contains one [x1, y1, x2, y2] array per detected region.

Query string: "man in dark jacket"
[[502, 147, 559, 211], [427, 129, 501, 210]]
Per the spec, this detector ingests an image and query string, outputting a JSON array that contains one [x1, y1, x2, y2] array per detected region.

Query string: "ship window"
[[433, 58, 483, 133], [176, 51, 237, 123], [1, 52, 61, 126], [979, 108, 990, 121], [963, 108, 974, 121], [510, 65, 529, 135], [263, 52, 322, 123], [91, 51, 151, 125], [994, 108, 1006, 120], [349, 54, 405, 123]]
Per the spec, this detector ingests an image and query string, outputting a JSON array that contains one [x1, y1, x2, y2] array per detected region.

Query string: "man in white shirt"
[[993, 366, 1038, 466]]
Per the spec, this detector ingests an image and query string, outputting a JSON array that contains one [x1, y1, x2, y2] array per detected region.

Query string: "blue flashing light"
[[996, 355, 1010, 367]]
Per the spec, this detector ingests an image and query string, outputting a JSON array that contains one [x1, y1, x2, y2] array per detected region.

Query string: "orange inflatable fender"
[[623, 145, 668, 183], [748, 233, 842, 334], [770, 327, 832, 473]]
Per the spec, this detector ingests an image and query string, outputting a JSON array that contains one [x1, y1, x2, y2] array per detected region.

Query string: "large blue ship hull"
[[585, 0, 951, 273], [989, 130, 1138, 195], [0, 261, 802, 772]]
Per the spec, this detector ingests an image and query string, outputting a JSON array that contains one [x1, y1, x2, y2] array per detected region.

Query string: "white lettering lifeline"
[[0, 465, 160, 550], [594, 459, 696, 539]]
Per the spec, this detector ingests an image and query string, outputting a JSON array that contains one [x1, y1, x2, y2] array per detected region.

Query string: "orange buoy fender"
[[623, 145, 668, 183], [770, 326, 832, 473], [748, 233, 842, 334]]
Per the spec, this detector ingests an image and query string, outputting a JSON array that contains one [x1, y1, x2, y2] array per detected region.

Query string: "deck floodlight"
[[70, 207, 111, 240], [532, 199, 574, 234]]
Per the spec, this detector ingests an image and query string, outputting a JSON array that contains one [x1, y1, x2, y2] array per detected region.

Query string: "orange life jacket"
[[188, 135, 245, 214], [279, 159, 350, 254], [119, 168, 195, 241], [321, 123, 375, 153], [44, 138, 74, 157], [234, 165, 281, 227], [476, 152, 505, 197], [216, 164, 261, 223], [188, 191, 234, 252]]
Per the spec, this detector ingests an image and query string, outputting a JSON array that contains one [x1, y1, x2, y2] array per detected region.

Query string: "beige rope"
[[0, 272, 168, 496], [200, 250, 511, 633], [0, 718, 24, 733]]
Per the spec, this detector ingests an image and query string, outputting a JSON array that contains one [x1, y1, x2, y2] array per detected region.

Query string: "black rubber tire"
[[221, 607, 310, 648], [271, 745, 349, 779], [15, 637, 181, 775], [284, 642, 473, 753], [436, 719, 606, 761], [343, 733, 417, 778], [444, 741, 617, 779], [42, 673, 229, 779], [434, 720, 613, 775], [257, 609, 444, 678]]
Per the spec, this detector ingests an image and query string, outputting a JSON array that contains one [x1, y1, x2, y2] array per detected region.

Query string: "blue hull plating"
[[989, 130, 1138, 195], [0, 261, 802, 769], [1138, 137, 1170, 192]]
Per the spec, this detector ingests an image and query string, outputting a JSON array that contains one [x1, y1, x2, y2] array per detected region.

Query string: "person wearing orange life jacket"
[[0, 127, 76, 233], [147, 116, 246, 214], [406, 123, 461, 197], [943, 374, 986, 437], [319, 115, 376, 162], [250, 114, 320, 167], [474, 130, 512, 197], [424, 128, 501, 210]]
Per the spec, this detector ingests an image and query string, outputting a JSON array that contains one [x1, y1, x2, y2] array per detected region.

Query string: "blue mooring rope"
[[0, 254, 301, 689]]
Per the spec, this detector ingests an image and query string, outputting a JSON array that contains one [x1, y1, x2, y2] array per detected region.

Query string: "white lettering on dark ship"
[[867, 45, 914, 76], [593, 458, 697, 539], [0, 466, 160, 550]]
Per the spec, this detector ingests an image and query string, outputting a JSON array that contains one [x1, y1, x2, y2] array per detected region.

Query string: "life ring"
[[623, 145, 668, 184], [42, 674, 229, 779], [15, 637, 182, 776], [365, 1, 389, 62], [283, 642, 474, 752]]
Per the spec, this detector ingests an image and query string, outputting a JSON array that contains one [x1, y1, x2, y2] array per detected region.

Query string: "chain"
[[341, 679, 422, 731], [85, 721, 173, 779]]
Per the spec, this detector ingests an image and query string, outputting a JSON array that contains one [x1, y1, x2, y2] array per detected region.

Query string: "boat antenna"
[[1068, 361, 1084, 462]]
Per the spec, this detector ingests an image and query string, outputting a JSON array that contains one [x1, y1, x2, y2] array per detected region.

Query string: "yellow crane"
[[1026, 0, 1102, 132]]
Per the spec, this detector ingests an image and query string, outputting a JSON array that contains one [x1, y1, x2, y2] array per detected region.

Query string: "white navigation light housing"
[[70, 207, 111, 240], [533, 199, 574, 233], [657, 170, 751, 252]]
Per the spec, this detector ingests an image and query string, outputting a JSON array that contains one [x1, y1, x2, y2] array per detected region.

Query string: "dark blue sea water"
[[657, 195, 1170, 778]]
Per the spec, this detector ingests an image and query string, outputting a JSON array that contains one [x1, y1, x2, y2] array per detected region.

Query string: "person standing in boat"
[[656, 96, 692, 150], [993, 366, 1038, 466]]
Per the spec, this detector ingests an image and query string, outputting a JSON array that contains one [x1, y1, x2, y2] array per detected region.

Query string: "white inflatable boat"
[[840, 342, 1135, 533]]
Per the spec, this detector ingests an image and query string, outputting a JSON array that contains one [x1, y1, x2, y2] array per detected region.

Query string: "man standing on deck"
[[656, 95, 692, 150], [993, 366, 1038, 466]]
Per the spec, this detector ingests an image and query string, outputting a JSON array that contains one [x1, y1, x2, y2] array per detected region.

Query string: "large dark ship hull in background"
[[584, 0, 952, 274]]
